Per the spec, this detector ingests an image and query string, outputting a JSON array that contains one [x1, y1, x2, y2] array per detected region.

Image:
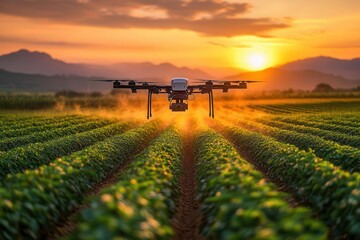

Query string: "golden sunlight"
[[246, 53, 267, 71]]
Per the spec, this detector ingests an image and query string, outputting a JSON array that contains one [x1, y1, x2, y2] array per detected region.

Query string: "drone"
[[95, 78, 260, 119]]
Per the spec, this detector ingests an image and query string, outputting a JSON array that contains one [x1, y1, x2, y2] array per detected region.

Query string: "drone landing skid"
[[208, 90, 214, 118]]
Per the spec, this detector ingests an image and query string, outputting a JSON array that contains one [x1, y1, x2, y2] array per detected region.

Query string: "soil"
[[46, 159, 133, 239], [172, 132, 202, 240], [213, 121, 304, 208], [47, 128, 164, 239]]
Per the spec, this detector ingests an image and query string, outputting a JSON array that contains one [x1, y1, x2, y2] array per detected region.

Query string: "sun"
[[234, 49, 275, 71], [247, 53, 267, 71]]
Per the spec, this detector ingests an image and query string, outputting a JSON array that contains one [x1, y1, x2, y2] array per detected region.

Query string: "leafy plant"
[[195, 128, 327, 239], [0, 122, 132, 179], [224, 124, 360, 238], [70, 126, 182, 240], [0, 121, 160, 239]]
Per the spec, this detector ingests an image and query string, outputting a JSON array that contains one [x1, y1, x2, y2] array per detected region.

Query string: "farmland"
[[0, 98, 359, 239]]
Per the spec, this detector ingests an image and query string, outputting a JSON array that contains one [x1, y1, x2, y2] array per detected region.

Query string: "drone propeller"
[[91, 79, 134, 82], [136, 81, 161, 84], [91, 79, 160, 85], [194, 79, 263, 83], [228, 80, 263, 83]]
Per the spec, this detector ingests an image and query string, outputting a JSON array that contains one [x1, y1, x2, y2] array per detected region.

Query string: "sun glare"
[[247, 53, 267, 71]]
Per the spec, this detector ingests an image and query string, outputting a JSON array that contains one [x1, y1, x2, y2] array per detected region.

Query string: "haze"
[[0, 0, 359, 71]]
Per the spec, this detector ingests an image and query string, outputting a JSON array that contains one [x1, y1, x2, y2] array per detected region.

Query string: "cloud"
[[0, 36, 89, 48], [0, 35, 171, 51], [318, 41, 360, 49], [0, 0, 291, 37], [208, 41, 250, 48]]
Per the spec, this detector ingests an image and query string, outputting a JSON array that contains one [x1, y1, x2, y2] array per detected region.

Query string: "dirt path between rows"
[[47, 158, 133, 239], [213, 121, 303, 208], [47, 128, 165, 240], [172, 132, 202, 240]]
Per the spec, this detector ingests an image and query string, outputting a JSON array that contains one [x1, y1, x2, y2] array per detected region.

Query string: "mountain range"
[[281, 56, 360, 80], [0, 49, 211, 79], [228, 68, 360, 91], [0, 49, 359, 92]]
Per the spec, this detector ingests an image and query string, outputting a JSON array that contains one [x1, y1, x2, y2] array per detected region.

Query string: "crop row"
[[287, 101, 360, 112], [0, 119, 111, 151], [0, 114, 74, 129], [265, 104, 315, 114], [195, 128, 327, 239], [249, 101, 360, 115], [279, 117, 360, 136], [236, 119, 360, 173], [69, 126, 182, 239], [0, 122, 132, 179], [257, 118, 360, 149], [248, 104, 316, 115], [279, 114, 360, 130], [0, 121, 160, 239], [301, 112, 360, 120], [312, 118, 360, 128], [0, 114, 45, 124], [250, 105, 295, 114], [222, 124, 360, 238], [0, 94, 56, 110], [297, 111, 360, 120], [247, 105, 296, 114], [0, 115, 90, 139]]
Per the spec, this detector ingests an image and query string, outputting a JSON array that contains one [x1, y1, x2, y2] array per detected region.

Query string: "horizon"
[[2, 48, 360, 72], [1, 0, 360, 71]]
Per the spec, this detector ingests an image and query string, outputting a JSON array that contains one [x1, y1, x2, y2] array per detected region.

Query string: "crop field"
[[0, 98, 359, 239]]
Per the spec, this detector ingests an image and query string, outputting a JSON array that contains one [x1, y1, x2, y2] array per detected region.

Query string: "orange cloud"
[[0, 0, 291, 37]]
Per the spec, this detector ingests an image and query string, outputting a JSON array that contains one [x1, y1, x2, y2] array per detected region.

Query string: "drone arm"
[[188, 83, 247, 93], [114, 85, 171, 92]]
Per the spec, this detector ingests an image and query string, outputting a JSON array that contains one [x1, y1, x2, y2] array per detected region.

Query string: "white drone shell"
[[171, 78, 188, 91]]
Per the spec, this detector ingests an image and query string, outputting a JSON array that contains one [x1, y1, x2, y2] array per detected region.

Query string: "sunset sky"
[[0, 0, 360, 71]]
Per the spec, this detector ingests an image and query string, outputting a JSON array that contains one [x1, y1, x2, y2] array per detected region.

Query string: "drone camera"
[[170, 102, 188, 111]]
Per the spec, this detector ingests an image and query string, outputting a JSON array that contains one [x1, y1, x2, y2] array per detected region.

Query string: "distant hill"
[[1, 67, 359, 93], [109, 62, 211, 79], [0, 69, 110, 92], [0, 49, 118, 77], [280, 56, 360, 80], [0, 49, 211, 80], [2, 49, 360, 92], [227, 68, 360, 91]]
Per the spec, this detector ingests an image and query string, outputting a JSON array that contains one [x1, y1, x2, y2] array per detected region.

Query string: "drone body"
[[169, 78, 189, 112], [96, 77, 259, 119]]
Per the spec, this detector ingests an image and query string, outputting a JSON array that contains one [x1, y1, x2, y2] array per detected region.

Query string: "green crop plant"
[[281, 118, 360, 136], [195, 128, 327, 239], [0, 119, 111, 151], [0, 115, 90, 139], [257, 118, 360, 149], [236, 119, 360, 173], [223, 124, 360, 238], [0, 121, 160, 239], [0, 122, 132, 179], [70, 126, 183, 240]]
